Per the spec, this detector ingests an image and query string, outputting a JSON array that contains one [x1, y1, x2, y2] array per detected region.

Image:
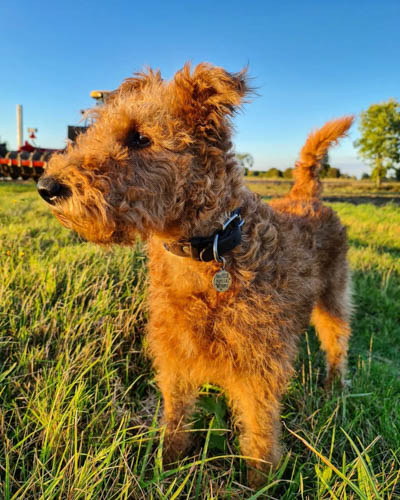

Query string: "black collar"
[[163, 208, 244, 262]]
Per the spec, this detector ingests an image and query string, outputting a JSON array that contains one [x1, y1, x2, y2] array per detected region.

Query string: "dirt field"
[[246, 178, 400, 206]]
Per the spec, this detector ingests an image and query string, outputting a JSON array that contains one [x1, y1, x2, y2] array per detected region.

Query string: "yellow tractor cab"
[[90, 90, 112, 105]]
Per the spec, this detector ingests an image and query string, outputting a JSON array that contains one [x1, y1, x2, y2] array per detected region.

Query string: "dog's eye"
[[124, 130, 151, 149]]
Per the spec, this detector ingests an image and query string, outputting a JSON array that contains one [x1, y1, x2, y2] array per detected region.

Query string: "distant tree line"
[[237, 152, 355, 179]]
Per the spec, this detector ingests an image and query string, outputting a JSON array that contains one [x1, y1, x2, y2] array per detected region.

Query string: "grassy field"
[[0, 181, 399, 499]]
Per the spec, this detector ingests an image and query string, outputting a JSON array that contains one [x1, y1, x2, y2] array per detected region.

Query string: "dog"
[[37, 62, 353, 487]]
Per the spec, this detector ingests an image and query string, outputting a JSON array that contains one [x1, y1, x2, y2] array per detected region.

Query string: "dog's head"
[[38, 63, 250, 245]]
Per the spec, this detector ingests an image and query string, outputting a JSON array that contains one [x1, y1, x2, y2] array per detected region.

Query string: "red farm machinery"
[[0, 91, 110, 181]]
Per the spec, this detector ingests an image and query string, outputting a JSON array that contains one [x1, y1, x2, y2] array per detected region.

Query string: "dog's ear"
[[109, 68, 163, 103], [172, 62, 250, 126], [120, 68, 162, 94]]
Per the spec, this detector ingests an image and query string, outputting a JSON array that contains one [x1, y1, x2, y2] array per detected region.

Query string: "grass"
[[0, 181, 399, 499]]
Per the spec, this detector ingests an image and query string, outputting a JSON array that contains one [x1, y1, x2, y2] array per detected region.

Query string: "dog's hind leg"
[[312, 276, 352, 387]]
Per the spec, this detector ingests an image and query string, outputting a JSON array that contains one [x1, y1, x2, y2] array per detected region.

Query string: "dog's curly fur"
[[40, 63, 353, 487]]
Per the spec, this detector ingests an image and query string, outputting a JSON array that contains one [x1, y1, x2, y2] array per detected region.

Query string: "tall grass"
[[0, 182, 399, 498]]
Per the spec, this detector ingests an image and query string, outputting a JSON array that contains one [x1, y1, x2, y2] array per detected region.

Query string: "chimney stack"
[[17, 104, 23, 149]]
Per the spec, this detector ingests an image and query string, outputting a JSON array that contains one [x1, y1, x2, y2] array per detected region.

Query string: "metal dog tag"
[[213, 269, 232, 292]]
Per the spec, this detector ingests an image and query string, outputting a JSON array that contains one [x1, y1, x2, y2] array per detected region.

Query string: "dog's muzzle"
[[37, 176, 72, 205]]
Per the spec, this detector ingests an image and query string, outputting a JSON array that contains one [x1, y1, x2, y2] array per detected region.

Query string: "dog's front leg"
[[225, 375, 283, 489], [156, 369, 198, 465]]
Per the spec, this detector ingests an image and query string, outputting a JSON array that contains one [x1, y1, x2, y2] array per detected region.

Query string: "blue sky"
[[1, 1, 399, 177]]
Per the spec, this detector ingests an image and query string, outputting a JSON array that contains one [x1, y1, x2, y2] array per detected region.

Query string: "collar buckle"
[[164, 208, 244, 263]]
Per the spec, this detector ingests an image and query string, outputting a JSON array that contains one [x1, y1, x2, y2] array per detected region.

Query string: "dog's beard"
[[51, 202, 116, 245]]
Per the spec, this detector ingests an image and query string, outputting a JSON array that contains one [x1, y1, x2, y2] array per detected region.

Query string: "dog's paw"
[[162, 431, 193, 467], [324, 368, 350, 392], [247, 467, 268, 490]]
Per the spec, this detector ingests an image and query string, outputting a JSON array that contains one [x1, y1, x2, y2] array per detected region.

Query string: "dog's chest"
[[148, 239, 239, 352]]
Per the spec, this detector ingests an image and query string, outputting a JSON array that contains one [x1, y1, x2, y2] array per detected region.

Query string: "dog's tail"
[[289, 116, 354, 200]]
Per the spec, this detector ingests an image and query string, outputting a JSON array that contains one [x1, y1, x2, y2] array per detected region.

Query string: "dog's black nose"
[[37, 176, 71, 205]]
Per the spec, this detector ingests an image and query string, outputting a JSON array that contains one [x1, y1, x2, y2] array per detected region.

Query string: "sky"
[[1, 1, 399, 177]]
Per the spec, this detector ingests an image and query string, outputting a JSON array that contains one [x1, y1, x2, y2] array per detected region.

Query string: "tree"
[[236, 153, 254, 176], [0, 140, 8, 157], [320, 152, 330, 178], [264, 168, 283, 178], [282, 167, 294, 178], [325, 167, 341, 178], [354, 99, 400, 188]]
